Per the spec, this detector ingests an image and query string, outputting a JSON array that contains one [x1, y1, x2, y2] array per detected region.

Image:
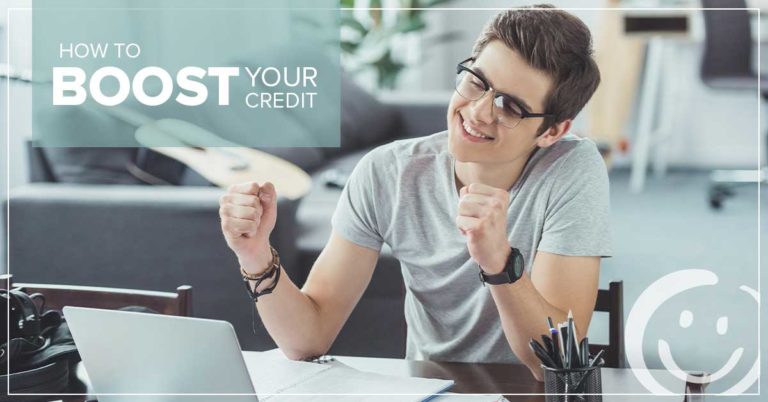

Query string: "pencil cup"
[[542, 365, 602, 402]]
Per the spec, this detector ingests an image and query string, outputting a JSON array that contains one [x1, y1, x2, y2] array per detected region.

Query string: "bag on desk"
[[0, 288, 81, 401]]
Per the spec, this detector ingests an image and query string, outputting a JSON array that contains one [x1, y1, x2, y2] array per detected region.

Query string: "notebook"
[[244, 349, 455, 401]]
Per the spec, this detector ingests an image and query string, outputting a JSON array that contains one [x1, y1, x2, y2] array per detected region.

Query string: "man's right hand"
[[219, 181, 278, 275]]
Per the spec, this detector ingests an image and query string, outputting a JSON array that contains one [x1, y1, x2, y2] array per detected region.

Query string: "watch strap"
[[479, 247, 524, 286], [479, 269, 513, 285]]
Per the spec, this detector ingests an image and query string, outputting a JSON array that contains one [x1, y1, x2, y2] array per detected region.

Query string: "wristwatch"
[[479, 247, 524, 285]]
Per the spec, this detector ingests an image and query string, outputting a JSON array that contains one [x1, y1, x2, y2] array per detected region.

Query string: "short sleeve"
[[331, 149, 386, 251], [537, 142, 613, 257]]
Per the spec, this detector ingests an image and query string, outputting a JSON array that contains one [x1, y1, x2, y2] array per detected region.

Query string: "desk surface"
[[56, 352, 701, 402], [335, 354, 699, 402]]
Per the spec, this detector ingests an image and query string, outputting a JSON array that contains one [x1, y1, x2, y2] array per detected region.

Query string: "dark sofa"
[[4, 90, 448, 357]]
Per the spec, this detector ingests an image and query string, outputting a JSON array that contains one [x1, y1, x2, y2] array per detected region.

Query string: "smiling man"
[[219, 4, 610, 381]]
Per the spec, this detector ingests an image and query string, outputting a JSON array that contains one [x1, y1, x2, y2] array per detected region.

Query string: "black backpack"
[[0, 288, 81, 401]]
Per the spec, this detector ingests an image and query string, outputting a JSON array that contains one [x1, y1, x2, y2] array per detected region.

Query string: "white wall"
[[2, 2, 32, 188], [1, 1, 33, 273]]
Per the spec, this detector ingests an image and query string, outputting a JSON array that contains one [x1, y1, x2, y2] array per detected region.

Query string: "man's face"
[[447, 40, 554, 164]]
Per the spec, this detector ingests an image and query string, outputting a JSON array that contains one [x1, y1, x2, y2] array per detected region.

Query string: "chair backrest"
[[700, 0, 753, 81], [1, 274, 192, 317], [591, 281, 624, 368]]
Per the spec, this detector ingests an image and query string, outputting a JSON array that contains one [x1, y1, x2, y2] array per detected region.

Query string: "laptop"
[[63, 306, 259, 402]]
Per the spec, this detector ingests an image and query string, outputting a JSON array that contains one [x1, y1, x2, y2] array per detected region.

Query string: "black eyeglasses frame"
[[455, 57, 554, 121]]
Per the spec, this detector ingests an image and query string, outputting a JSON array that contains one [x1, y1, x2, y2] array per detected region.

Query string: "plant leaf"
[[340, 16, 368, 34], [340, 40, 360, 53]]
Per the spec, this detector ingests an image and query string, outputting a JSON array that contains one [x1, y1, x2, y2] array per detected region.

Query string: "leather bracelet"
[[241, 246, 282, 301], [240, 246, 280, 280], [243, 262, 281, 302]]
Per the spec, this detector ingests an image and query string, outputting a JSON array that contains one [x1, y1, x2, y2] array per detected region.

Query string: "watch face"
[[513, 252, 524, 278]]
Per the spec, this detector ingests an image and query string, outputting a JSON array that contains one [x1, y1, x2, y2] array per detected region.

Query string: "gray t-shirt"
[[331, 131, 612, 364]]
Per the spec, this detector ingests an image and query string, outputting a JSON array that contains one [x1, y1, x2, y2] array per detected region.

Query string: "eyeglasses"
[[455, 57, 553, 129]]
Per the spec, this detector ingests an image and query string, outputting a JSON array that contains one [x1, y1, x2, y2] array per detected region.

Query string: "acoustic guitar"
[[134, 119, 312, 200]]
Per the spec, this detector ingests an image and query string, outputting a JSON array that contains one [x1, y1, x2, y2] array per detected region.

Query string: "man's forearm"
[[246, 268, 330, 360], [487, 273, 569, 381]]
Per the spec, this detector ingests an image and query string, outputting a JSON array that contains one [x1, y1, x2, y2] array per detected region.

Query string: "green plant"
[[340, 0, 459, 89]]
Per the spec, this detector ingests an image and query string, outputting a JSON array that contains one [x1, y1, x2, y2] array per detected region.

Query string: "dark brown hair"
[[471, 4, 600, 135]]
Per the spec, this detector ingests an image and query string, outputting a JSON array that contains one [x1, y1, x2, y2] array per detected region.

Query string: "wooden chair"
[[1, 274, 193, 317], [1, 274, 192, 402], [590, 281, 624, 368]]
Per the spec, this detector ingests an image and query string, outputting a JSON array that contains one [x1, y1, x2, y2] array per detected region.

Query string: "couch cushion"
[[42, 147, 142, 184], [41, 146, 193, 185]]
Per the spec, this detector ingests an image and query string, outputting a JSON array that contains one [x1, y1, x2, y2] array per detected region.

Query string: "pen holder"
[[542, 364, 602, 402]]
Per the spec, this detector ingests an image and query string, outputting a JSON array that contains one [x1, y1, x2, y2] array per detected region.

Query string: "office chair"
[[2, 274, 193, 317], [591, 281, 625, 368], [700, 0, 767, 209]]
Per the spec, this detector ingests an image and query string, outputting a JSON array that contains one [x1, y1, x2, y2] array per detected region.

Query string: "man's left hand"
[[456, 183, 511, 274]]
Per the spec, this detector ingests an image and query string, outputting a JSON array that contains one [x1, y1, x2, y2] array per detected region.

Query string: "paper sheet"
[[244, 349, 454, 402]]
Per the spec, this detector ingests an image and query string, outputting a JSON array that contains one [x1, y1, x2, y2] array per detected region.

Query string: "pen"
[[567, 311, 580, 368], [529, 339, 557, 368], [580, 337, 589, 367], [568, 310, 578, 340], [546, 317, 563, 368], [589, 349, 605, 368], [550, 327, 562, 368], [561, 323, 570, 369], [541, 334, 554, 356]]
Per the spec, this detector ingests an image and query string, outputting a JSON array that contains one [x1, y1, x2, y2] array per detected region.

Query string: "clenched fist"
[[456, 183, 512, 274], [219, 181, 278, 275]]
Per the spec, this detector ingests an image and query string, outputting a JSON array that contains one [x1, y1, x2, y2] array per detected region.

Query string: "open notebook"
[[244, 349, 454, 401]]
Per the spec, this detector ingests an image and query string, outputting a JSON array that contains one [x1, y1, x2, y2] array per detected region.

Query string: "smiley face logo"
[[625, 269, 759, 395]]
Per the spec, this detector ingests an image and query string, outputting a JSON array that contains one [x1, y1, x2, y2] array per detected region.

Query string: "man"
[[219, 4, 610, 381]]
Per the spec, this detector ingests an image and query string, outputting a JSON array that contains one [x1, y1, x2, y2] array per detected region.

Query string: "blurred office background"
[[1, 0, 766, 396]]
